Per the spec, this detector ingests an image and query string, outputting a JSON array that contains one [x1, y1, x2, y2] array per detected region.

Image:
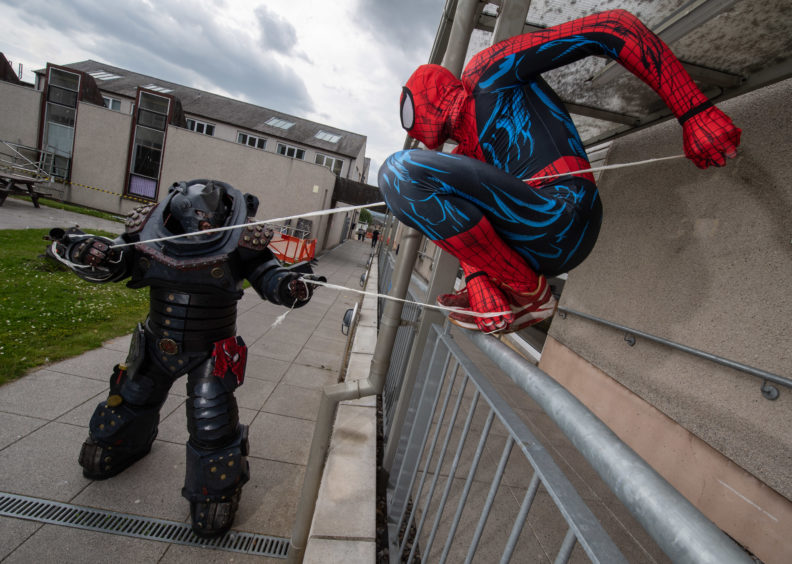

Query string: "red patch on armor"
[[212, 336, 247, 387]]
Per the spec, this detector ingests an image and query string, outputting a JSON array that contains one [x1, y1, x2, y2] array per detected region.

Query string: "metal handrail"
[[558, 306, 790, 400], [468, 329, 753, 564]]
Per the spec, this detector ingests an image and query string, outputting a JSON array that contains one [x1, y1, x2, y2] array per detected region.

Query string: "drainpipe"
[[287, 227, 421, 563]]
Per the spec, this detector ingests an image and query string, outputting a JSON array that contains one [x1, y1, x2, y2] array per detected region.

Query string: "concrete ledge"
[[304, 261, 379, 563]]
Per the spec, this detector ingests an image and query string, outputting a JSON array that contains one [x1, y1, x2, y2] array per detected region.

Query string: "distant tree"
[[359, 208, 372, 224]]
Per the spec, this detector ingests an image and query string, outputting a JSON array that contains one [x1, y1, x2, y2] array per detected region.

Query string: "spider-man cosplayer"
[[50, 180, 323, 538], [378, 9, 741, 333]]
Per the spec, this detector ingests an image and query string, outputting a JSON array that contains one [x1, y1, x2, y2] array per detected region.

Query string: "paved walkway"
[[0, 197, 376, 563]]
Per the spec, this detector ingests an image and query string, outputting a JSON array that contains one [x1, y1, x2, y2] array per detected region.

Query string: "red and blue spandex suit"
[[377, 10, 741, 329]]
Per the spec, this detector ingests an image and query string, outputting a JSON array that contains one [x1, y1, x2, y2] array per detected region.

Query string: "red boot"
[[434, 217, 557, 332]]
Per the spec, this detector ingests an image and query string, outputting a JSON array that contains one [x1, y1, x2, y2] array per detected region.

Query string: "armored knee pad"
[[182, 425, 250, 538], [186, 367, 241, 449]]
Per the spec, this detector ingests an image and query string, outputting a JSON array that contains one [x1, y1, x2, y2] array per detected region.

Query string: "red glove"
[[682, 106, 741, 169]]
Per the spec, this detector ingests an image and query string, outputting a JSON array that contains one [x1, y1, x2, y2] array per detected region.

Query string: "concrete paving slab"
[[0, 515, 41, 560], [248, 334, 307, 363], [233, 459, 306, 537], [46, 347, 129, 381], [0, 411, 48, 450], [0, 369, 107, 418], [4, 524, 168, 564], [262, 383, 322, 421], [73, 439, 189, 521], [54, 389, 107, 426], [159, 543, 282, 563], [293, 346, 343, 373], [0, 422, 92, 501], [245, 352, 290, 383], [248, 412, 315, 466], [234, 378, 277, 411], [282, 362, 338, 390]]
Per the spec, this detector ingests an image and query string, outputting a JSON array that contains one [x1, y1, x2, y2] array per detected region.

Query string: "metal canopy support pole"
[[490, 0, 532, 45], [382, 0, 481, 471]]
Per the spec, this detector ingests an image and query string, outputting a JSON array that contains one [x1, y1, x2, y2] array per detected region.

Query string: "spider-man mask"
[[400, 64, 464, 150]]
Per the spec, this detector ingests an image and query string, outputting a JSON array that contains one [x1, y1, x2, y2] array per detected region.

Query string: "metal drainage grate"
[[0, 492, 289, 558]]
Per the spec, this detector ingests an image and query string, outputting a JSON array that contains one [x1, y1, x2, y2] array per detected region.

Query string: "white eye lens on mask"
[[400, 87, 415, 130]]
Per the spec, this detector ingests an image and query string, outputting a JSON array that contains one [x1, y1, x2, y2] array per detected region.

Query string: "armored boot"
[[182, 425, 250, 538], [78, 402, 159, 480], [79, 364, 161, 479]]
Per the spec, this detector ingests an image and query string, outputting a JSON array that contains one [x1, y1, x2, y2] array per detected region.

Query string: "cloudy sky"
[[0, 0, 446, 184]]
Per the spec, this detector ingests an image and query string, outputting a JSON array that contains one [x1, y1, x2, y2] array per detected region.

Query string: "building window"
[[315, 130, 341, 143], [315, 153, 343, 175], [128, 91, 170, 199], [42, 67, 80, 178], [186, 118, 215, 136], [103, 96, 121, 111], [237, 132, 266, 150], [277, 143, 305, 160], [266, 117, 295, 130]]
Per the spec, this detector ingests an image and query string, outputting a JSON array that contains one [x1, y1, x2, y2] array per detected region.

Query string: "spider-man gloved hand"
[[682, 105, 741, 169]]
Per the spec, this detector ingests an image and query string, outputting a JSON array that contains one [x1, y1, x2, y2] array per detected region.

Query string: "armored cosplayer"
[[50, 179, 323, 537]]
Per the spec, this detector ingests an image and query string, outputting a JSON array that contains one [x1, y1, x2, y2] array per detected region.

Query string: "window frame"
[[237, 132, 266, 150], [315, 152, 344, 175], [186, 118, 215, 136], [102, 96, 122, 111], [276, 143, 305, 160]]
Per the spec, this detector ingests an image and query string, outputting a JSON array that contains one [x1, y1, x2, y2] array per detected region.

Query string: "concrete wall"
[[184, 119, 358, 180], [161, 127, 338, 251], [540, 78, 792, 563], [69, 102, 134, 215], [0, 81, 41, 147]]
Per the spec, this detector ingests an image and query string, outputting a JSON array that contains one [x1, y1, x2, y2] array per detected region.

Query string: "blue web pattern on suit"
[[379, 150, 599, 273]]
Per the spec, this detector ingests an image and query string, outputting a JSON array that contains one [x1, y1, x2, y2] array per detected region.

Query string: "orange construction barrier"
[[269, 232, 316, 265]]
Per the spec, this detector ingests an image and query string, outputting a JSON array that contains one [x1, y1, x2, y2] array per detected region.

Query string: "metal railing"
[[385, 320, 754, 563], [558, 306, 791, 400], [386, 324, 628, 563], [378, 251, 423, 437], [0, 140, 53, 180]]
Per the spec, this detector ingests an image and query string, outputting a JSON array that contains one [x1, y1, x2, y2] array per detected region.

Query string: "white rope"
[[300, 278, 512, 319], [111, 153, 687, 250], [524, 154, 685, 183], [111, 201, 387, 249]]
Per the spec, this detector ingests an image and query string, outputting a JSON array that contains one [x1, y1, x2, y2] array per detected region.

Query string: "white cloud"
[[0, 0, 446, 184]]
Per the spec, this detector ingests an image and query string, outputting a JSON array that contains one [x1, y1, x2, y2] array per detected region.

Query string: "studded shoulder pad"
[[125, 204, 157, 234], [238, 220, 274, 251]]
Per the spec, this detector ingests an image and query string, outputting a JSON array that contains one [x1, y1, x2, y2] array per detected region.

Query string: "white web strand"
[[111, 201, 388, 249], [300, 278, 512, 319], [524, 153, 685, 183], [111, 153, 687, 250]]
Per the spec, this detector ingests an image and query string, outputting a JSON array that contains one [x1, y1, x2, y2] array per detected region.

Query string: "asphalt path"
[[0, 196, 125, 234]]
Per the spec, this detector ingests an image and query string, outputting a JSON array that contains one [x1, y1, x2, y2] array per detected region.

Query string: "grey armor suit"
[[51, 179, 323, 538]]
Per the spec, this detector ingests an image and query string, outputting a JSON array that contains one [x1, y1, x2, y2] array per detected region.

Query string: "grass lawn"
[[0, 228, 148, 385]]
